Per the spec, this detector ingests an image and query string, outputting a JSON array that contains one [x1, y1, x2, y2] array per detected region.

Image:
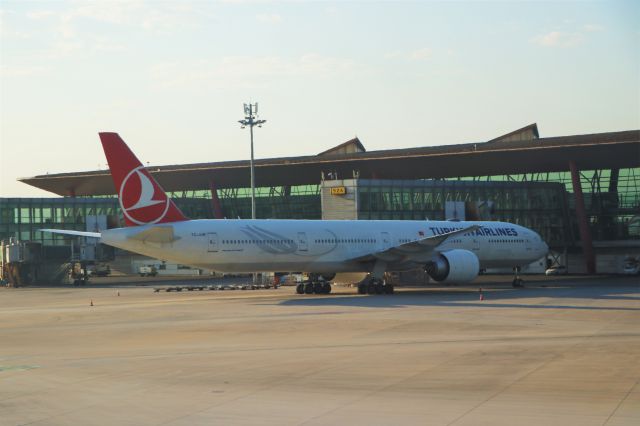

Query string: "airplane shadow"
[[274, 277, 640, 311]]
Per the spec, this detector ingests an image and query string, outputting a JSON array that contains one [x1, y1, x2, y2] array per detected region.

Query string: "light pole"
[[239, 103, 266, 220]]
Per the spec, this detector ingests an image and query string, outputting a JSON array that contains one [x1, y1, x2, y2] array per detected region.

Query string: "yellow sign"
[[330, 186, 347, 195]]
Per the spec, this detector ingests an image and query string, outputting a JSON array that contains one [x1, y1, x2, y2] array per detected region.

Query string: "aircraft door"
[[297, 232, 308, 252], [524, 236, 534, 256], [207, 232, 219, 252], [471, 237, 480, 252], [379, 232, 390, 251]]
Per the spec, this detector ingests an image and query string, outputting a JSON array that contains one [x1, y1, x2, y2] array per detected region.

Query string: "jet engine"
[[425, 249, 480, 284]]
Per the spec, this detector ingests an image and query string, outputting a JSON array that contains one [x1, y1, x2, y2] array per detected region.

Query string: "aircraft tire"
[[357, 282, 367, 294], [304, 282, 314, 294], [375, 282, 384, 294], [296, 283, 304, 294], [384, 283, 394, 294], [367, 281, 377, 295], [322, 282, 332, 294], [313, 282, 324, 294]]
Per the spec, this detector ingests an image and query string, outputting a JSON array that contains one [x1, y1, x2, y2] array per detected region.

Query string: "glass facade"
[[356, 179, 568, 246], [450, 167, 640, 243], [0, 198, 119, 246], [2, 167, 637, 251], [167, 185, 321, 220]]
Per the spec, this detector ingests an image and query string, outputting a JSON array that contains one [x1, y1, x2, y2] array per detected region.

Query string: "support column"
[[209, 180, 224, 219], [608, 168, 619, 193], [569, 161, 596, 274]]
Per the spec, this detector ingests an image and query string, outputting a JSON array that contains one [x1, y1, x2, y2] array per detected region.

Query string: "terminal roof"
[[19, 129, 640, 196]]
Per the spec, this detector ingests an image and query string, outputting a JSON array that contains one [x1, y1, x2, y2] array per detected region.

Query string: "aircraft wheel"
[[322, 282, 332, 294], [512, 278, 524, 288], [296, 283, 304, 294], [384, 283, 394, 294], [304, 282, 314, 294], [313, 282, 324, 294], [357, 282, 367, 294], [367, 281, 377, 295], [374, 281, 384, 294]]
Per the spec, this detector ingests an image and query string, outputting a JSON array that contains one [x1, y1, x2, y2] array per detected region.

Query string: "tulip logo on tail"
[[119, 166, 170, 225]]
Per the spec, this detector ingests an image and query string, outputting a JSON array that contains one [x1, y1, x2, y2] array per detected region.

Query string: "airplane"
[[42, 133, 549, 295]]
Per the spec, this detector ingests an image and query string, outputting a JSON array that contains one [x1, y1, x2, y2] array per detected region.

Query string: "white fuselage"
[[101, 219, 548, 274]]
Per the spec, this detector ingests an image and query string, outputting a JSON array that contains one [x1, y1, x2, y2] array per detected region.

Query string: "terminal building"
[[1, 124, 639, 282]]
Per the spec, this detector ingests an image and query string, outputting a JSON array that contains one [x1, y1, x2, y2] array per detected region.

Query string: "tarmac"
[[1, 275, 639, 425]]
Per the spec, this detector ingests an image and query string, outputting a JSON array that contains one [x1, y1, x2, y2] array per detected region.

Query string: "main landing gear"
[[512, 266, 524, 288], [296, 275, 332, 295], [357, 278, 394, 295]]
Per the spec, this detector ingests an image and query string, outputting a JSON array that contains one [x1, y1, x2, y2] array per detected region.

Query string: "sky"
[[1, 0, 639, 197]]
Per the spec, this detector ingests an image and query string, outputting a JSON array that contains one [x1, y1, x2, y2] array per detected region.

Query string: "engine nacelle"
[[426, 249, 480, 284]]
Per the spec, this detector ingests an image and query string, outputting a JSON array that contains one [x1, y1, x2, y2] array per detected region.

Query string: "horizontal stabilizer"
[[39, 229, 102, 239], [128, 225, 179, 243]]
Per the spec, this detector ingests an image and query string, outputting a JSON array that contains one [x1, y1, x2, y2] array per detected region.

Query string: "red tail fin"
[[99, 132, 188, 227]]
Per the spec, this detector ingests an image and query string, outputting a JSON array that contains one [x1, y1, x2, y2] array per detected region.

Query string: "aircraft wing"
[[39, 229, 102, 239], [349, 224, 482, 264]]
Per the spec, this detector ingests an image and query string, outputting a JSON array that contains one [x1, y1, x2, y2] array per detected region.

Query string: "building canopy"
[[19, 128, 640, 196]]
